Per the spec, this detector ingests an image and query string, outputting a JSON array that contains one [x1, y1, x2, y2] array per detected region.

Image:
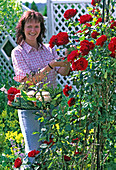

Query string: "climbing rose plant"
[[47, 0, 116, 169]]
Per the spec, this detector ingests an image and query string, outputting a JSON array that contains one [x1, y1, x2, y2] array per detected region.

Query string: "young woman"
[[11, 10, 70, 165]]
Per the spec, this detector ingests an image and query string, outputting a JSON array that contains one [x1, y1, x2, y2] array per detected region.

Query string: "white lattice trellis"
[[47, 0, 93, 89], [47, 0, 93, 40], [47, 0, 116, 89]]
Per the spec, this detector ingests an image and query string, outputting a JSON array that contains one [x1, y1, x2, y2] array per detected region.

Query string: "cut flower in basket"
[[6, 86, 52, 110], [1, 83, 63, 110]]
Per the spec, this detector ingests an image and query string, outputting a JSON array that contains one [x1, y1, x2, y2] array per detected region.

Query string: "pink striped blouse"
[[11, 41, 59, 88]]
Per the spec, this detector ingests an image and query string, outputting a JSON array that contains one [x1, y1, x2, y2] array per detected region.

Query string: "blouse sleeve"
[[44, 44, 60, 72], [11, 47, 31, 82]]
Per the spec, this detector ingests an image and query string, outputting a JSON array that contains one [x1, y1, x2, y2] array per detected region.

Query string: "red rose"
[[110, 20, 116, 29], [83, 23, 92, 28], [7, 87, 20, 102], [28, 150, 40, 157], [64, 155, 71, 161], [72, 138, 79, 143], [72, 58, 88, 71], [110, 52, 116, 58], [80, 40, 95, 56], [108, 42, 116, 52], [64, 9, 77, 20], [96, 35, 107, 47], [68, 98, 75, 107], [63, 84, 72, 97], [108, 37, 116, 52], [91, 31, 100, 39], [79, 14, 93, 24], [14, 158, 22, 168], [57, 32, 69, 46], [88, 41, 95, 50], [91, 0, 101, 6], [49, 35, 58, 48], [80, 40, 95, 50], [82, 23, 92, 35], [43, 137, 55, 147], [75, 151, 82, 155], [80, 45, 90, 56], [95, 17, 102, 25], [67, 50, 80, 63], [49, 32, 69, 48], [80, 40, 89, 46]]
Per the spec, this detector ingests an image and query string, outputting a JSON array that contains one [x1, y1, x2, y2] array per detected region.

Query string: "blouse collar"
[[21, 40, 42, 53]]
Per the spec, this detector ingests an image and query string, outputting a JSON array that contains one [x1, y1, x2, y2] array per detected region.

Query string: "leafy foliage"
[[0, 0, 23, 35]]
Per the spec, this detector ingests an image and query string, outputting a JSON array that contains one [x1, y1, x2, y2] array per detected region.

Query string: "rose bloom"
[[57, 32, 69, 46], [67, 50, 80, 62], [80, 40, 95, 50], [95, 17, 102, 25], [72, 58, 88, 71], [43, 138, 55, 147], [64, 9, 77, 20], [110, 20, 116, 29], [49, 32, 69, 48], [88, 41, 95, 50], [72, 138, 79, 143], [79, 14, 93, 24], [28, 150, 40, 157], [63, 84, 72, 97], [64, 155, 71, 161], [80, 45, 90, 56], [91, 31, 100, 39], [75, 151, 82, 155], [7, 87, 20, 102], [80, 40, 95, 56], [110, 52, 116, 58], [49, 35, 58, 48], [83, 23, 92, 28], [82, 23, 92, 33], [96, 35, 107, 47], [108, 37, 116, 52], [68, 97, 75, 107], [14, 158, 22, 168], [91, 0, 101, 6]]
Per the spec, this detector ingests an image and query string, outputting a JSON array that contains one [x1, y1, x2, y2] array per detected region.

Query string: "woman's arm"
[[21, 59, 70, 85]]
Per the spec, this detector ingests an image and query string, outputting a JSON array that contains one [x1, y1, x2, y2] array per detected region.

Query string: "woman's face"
[[24, 20, 41, 44]]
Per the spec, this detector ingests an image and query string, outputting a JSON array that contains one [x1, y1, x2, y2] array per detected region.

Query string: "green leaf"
[[65, 124, 71, 131], [87, 77, 95, 84], [95, 78, 102, 84], [88, 123, 94, 130], [104, 71, 107, 79], [48, 161, 53, 168]]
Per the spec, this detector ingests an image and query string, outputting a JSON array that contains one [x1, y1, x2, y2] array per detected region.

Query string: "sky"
[[21, 0, 47, 3]]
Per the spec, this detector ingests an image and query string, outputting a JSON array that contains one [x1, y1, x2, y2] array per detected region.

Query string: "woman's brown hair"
[[16, 10, 46, 45]]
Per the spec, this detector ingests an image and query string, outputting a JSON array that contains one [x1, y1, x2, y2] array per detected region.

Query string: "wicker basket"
[[7, 92, 62, 110]]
